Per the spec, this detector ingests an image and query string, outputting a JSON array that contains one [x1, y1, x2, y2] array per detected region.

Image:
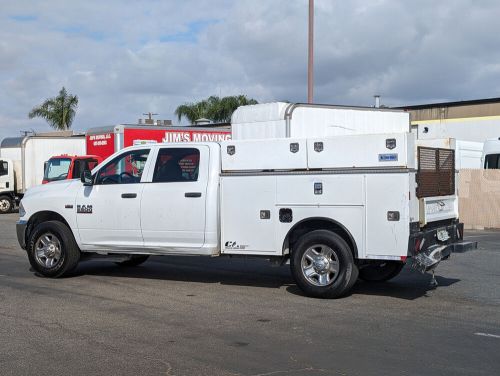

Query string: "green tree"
[[175, 95, 258, 124], [28, 87, 79, 130]]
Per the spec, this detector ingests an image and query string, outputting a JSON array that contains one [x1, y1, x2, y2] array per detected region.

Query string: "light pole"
[[308, 0, 314, 104]]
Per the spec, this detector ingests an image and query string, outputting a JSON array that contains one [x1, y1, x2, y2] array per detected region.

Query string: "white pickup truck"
[[16, 104, 471, 298]]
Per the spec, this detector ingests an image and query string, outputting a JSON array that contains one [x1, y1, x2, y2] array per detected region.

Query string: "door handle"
[[185, 192, 202, 198], [121, 193, 137, 198]]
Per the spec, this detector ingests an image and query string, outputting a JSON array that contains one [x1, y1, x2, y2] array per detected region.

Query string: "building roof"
[[396, 97, 500, 110]]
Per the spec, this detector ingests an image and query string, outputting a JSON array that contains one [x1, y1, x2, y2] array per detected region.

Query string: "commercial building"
[[397, 97, 500, 142]]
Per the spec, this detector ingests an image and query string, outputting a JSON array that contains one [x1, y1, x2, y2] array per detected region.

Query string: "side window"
[[0, 161, 7, 176], [87, 159, 99, 170], [95, 149, 150, 185], [152, 148, 200, 183], [72, 159, 98, 179], [72, 160, 81, 179], [485, 154, 500, 169]]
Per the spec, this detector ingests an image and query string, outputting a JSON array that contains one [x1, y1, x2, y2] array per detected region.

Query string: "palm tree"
[[175, 95, 258, 124], [28, 87, 79, 130], [174, 99, 212, 124]]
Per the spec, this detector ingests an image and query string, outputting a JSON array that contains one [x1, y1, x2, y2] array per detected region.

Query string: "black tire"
[[290, 230, 356, 299], [116, 255, 150, 267], [345, 262, 359, 292], [359, 261, 404, 282], [26, 220, 80, 277], [0, 195, 13, 214]]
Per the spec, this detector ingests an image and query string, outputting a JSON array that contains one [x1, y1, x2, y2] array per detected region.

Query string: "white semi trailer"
[[0, 133, 85, 213], [16, 103, 473, 298]]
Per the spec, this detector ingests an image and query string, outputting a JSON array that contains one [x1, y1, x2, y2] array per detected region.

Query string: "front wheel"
[[359, 261, 404, 282], [27, 220, 81, 277], [0, 195, 13, 214], [291, 230, 356, 299]]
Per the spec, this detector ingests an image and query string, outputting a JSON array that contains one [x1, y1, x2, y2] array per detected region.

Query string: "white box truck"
[[0, 132, 85, 213], [15, 103, 473, 298]]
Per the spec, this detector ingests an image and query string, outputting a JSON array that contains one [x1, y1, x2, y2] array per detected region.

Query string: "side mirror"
[[81, 170, 93, 186]]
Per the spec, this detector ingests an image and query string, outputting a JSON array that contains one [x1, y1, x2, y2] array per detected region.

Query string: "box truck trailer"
[[0, 133, 86, 213], [86, 124, 231, 161], [16, 103, 474, 298]]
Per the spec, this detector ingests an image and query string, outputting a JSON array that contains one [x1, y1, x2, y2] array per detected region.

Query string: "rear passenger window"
[[153, 148, 200, 183]]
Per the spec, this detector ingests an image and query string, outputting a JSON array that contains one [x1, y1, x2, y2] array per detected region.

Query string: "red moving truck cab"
[[42, 155, 102, 184], [86, 124, 231, 161]]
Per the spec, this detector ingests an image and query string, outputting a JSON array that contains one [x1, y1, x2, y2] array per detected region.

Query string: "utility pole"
[[307, 0, 314, 104]]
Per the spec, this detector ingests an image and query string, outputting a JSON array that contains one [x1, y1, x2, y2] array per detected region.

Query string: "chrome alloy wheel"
[[34, 233, 63, 269], [0, 198, 10, 211], [301, 244, 340, 286]]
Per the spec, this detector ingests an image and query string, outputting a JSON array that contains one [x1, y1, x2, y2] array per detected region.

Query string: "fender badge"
[[227, 145, 235, 155], [77, 205, 93, 214], [314, 142, 323, 152], [290, 143, 299, 153]]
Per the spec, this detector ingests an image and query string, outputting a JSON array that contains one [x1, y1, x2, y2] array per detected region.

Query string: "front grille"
[[416, 147, 455, 198]]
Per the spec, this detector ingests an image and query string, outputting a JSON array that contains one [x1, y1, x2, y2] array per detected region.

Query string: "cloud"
[[1, 0, 500, 140]]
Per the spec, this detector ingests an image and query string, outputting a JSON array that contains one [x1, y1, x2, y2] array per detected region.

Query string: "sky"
[[1, 0, 500, 140]]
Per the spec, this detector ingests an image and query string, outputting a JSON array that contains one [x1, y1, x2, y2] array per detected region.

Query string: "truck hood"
[[23, 179, 81, 199]]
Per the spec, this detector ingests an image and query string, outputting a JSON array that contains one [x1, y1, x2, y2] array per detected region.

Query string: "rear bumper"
[[16, 220, 27, 250], [408, 219, 475, 273]]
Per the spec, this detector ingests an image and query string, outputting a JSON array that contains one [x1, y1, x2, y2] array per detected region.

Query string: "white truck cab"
[[0, 133, 86, 213], [482, 138, 500, 169], [16, 103, 473, 298], [0, 158, 15, 212]]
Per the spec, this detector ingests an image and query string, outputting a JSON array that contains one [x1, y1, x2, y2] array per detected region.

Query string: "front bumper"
[[408, 220, 476, 273], [16, 220, 28, 250]]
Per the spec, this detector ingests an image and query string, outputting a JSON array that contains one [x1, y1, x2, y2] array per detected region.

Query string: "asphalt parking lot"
[[0, 213, 499, 376]]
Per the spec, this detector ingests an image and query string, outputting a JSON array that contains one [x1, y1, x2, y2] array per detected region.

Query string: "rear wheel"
[[359, 261, 404, 282], [291, 230, 356, 298], [0, 196, 13, 214], [27, 220, 81, 277], [116, 255, 150, 267]]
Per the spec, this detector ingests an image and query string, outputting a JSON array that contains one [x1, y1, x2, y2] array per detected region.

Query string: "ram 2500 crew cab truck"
[[16, 131, 468, 298]]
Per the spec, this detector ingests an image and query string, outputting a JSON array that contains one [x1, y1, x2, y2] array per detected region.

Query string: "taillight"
[[414, 238, 425, 253], [414, 238, 421, 252]]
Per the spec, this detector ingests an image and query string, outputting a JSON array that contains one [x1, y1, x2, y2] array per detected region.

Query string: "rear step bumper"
[[408, 220, 476, 273], [451, 241, 478, 253]]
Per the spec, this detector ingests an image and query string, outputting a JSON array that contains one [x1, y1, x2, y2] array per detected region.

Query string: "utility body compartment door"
[[221, 175, 278, 254], [140, 145, 209, 252]]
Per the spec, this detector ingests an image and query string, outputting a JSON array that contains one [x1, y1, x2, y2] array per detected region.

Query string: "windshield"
[[44, 158, 71, 182]]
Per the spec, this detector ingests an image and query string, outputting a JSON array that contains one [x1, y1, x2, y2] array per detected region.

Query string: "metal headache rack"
[[417, 147, 455, 198]]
